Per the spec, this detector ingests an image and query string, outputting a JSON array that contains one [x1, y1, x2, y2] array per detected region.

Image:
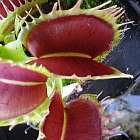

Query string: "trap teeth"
[[102, 5, 117, 13], [104, 7, 122, 15], [36, 4, 43, 16], [117, 21, 134, 28], [92, 0, 112, 11], [1, 1, 10, 15], [72, 0, 82, 9], [9, 0, 16, 9], [0, 15, 4, 20], [25, 9, 34, 19], [112, 7, 123, 17], [57, 0, 61, 11], [51, 2, 58, 13], [119, 28, 131, 33], [115, 10, 125, 19]]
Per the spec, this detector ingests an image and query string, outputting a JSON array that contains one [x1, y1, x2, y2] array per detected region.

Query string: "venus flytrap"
[[0, 0, 134, 140]]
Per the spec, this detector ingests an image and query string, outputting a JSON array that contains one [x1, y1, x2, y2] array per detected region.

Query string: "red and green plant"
[[0, 0, 133, 139]]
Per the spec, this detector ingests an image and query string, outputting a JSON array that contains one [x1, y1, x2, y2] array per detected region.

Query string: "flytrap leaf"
[[17, 0, 133, 80], [38, 92, 102, 140], [29, 56, 133, 80], [18, 0, 132, 58], [26, 14, 114, 58], [0, 60, 51, 126], [19, 0, 122, 58], [0, 0, 48, 41]]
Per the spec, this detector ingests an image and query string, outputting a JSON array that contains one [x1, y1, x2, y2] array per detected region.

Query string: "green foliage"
[[62, 0, 118, 8], [0, 40, 28, 63], [62, 79, 77, 86]]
